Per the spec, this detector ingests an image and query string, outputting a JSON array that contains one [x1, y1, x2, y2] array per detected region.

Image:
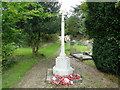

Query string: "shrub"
[[84, 2, 120, 75], [93, 37, 119, 75], [2, 43, 17, 68], [43, 34, 59, 43]]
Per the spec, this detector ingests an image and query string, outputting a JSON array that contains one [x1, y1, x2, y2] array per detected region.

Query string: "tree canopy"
[[2, 2, 61, 67]]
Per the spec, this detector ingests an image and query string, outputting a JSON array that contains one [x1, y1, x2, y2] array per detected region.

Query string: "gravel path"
[[13, 55, 118, 88]]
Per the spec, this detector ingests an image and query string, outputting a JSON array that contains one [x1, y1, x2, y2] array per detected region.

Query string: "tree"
[[74, 2, 90, 39], [2, 2, 32, 67], [2, 2, 60, 67], [65, 3, 89, 41], [2, 2, 48, 45], [83, 2, 120, 75], [66, 16, 80, 40], [18, 2, 61, 55]]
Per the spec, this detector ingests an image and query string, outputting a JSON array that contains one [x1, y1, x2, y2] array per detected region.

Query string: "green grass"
[[94, 82, 104, 87], [83, 60, 96, 68], [2, 43, 60, 88], [65, 43, 95, 68], [65, 42, 90, 55], [38, 43, 60, 59], [14, 47, 33, 56]]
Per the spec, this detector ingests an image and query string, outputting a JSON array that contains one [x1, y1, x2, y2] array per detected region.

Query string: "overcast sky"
[[58, 0, 84, 13]]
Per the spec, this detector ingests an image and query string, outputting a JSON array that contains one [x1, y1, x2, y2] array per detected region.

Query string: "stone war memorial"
[[48, 8, 82, 86], [2, 1, 119, 88], [53, 11, 74, 76]]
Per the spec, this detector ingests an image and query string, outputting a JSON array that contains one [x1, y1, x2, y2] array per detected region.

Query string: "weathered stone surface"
[[53, 12, 74, 76], [70, 42, 75, 46], [71, 53, 92, 60], [46, 68, 53, 83], [78, 42, 82, 45], [53, 55, 74, 76], [83, 52, 92, 56]]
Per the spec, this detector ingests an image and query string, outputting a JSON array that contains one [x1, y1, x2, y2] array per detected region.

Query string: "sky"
[[58, 0, 84, 13]]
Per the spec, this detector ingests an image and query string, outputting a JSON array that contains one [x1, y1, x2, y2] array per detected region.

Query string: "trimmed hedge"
[[85, 2, 120, 75], [93, 37, 119, 75]]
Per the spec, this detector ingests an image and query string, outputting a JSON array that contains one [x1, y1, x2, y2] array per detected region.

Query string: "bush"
[[93, 37, 119, 75], [2, 43, 17, 68], [43, 34, 59, 43], [84, 2, 120, 75]]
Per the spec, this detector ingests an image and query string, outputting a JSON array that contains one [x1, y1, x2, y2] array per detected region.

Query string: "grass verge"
[[83, 60, 96, 68], [65, 42, 90, 55], [2, 43, 60, 88], [65, 42, 96, 68]]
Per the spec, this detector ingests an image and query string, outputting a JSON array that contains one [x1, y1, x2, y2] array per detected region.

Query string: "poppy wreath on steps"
[[62, 78, 71, 85], [50, 75, 63, 85], [50, 74, 81, 85], [68, 74, 81, 80]]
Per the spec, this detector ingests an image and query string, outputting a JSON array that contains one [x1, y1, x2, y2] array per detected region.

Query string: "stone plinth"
[[53, 55, 74, 76]]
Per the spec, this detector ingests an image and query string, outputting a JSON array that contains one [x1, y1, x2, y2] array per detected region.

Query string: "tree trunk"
[[32, 46, 39, 55], [32, 47, 36, 55], [31, 33, 40, 55]]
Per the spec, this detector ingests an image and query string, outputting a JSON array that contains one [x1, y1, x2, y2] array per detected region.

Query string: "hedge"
[[85, 2, 120, 75]]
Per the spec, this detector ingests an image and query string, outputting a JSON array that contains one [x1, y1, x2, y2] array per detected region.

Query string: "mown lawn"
[[65, 42, 95, 68], [84, 60, 96, 68], [65, 42, 91, 54], [2, 43, 60, 88]]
